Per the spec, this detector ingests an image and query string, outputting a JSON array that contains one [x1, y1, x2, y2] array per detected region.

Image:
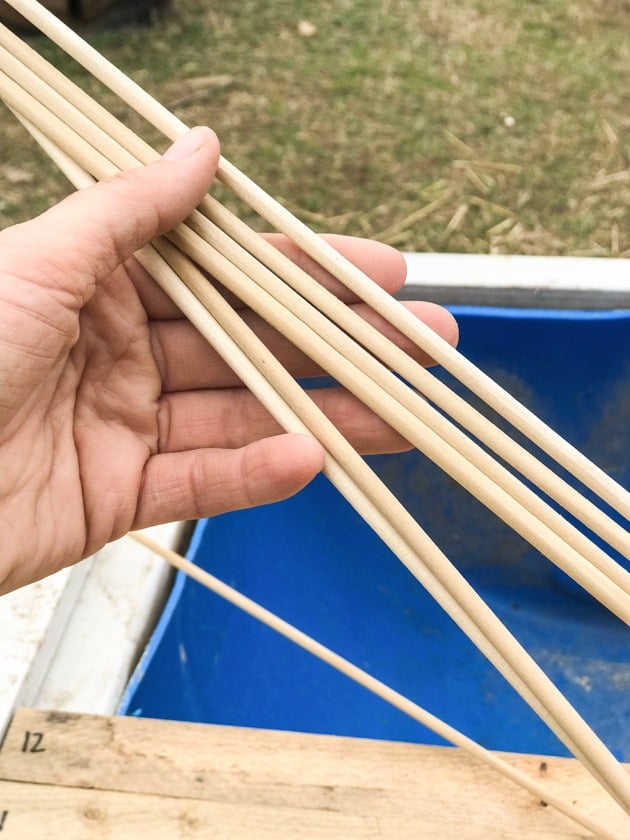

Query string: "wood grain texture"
[[0, 708, 628, 838]]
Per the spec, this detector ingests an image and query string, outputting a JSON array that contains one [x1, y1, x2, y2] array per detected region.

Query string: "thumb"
[[0, 126, 220, 303]]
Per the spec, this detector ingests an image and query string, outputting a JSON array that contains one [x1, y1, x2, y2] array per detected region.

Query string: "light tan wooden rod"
[[0, 34, 629, 622], [129, 530, 623, 840], [5, 16, 624, 572], [4, 9, 628, 816], [4, 0, 630, 526], [14, 109, 630, 817]]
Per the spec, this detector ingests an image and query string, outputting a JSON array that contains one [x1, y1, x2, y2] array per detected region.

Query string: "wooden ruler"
[[0, 707, 626, 838]]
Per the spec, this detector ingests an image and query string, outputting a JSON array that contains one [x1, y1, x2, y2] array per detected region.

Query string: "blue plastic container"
[[121, 306, 630, 760]]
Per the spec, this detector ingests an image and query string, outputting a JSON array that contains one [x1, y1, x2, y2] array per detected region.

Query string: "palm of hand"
[[0, 133, 457, 593], [0, 241, 458, 593], [0, 260, 162, 591]]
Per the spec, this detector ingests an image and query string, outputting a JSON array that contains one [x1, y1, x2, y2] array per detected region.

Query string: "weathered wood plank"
[[1, 708, 628, 837], [0, 778, 593, 840]]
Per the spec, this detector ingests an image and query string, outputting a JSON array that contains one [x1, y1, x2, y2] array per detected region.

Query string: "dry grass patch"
[[0, 0, 628, 256]]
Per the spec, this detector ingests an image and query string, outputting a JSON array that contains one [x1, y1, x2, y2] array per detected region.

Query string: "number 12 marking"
[[21, 731, 45, 753]]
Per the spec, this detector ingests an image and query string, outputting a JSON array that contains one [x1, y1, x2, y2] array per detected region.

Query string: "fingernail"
[[163, 127, 209, 161]]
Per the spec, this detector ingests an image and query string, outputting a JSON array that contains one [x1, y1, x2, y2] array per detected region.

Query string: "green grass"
[[1, 0, 628, 256]]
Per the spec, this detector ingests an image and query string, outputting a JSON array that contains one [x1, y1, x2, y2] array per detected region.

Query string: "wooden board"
[[0, 708, 628, 838]]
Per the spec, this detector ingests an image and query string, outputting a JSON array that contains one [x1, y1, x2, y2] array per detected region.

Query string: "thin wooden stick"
[[129, 530, 625, 840], [198, 194, 630, 564], [188, 204, 630, 598], [2, 47, 629, 620], [7, 33, 630, 816], [0, 21, 630, 621], [8, 80, 630, 811], [171, 218, 630, 624], [4, 0, 629, 523], [3, 18, 626, 583], [143, 237, 630, 815]]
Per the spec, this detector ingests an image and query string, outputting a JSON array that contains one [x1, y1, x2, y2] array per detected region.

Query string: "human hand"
[[0, 126, 457, 592]]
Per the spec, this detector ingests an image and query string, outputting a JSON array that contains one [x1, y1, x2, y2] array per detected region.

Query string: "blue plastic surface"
[[120, 307, 630, 759]]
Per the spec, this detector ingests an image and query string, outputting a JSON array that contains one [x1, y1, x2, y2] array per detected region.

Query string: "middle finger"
[[151, 300, 456, 392]]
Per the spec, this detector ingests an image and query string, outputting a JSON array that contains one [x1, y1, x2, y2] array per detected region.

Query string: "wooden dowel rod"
[[5, 0, 626, 521], [3, 50, 628, 618], [141, 232, 584, 771], [0, 21, 155, 165], [214, 163, 630, 525], [184, 210, 630, 603], [10, 94, 630, 807], [2, 0, 190, 139], [126, 183, 629, 803], [5, 18, 629, 621], [3, 16, 626, 571], [0, 43, 142, 171], [8, 47, 629, 807], [199, 195, 630, 565], [145, 234, 630, 811], [129, 530, 625, 840], [167, 219, 630, 623], [167, 207, 630, 623], [0, 70, 118, 178]]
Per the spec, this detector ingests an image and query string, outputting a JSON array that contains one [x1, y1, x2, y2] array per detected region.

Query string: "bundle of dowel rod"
[[5, 0, 630, 524], [10, 109, 630, 825], [1, 19, 629, 617], [27, 119, 630, 838], [1, 0, 629, 821], [1, 21, 630, 620], [1, 8, 630, 610]]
